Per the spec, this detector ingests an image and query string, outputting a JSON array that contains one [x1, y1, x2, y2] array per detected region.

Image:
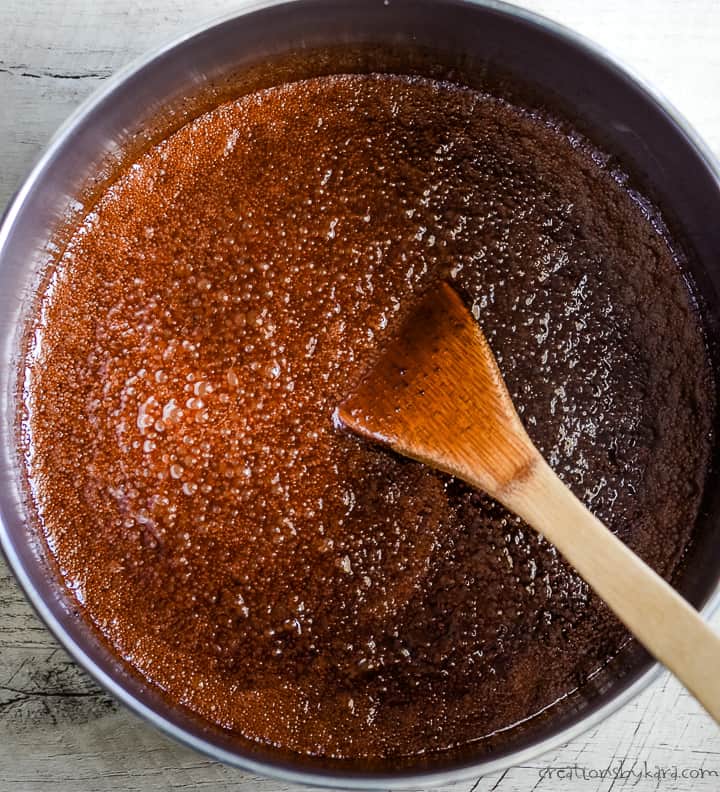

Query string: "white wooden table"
[[1, 1, 719, 790]]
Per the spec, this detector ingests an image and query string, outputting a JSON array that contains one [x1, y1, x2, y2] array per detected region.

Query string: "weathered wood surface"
[[1, 1, 719, 790]]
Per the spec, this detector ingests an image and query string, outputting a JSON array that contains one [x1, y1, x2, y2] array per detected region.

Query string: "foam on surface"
[[21, 74, 713, 758]]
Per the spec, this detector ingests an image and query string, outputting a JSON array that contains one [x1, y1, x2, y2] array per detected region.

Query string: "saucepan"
[[1, 0, 719, 787]]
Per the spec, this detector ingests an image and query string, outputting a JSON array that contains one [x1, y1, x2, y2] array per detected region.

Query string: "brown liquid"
[[22, 74, 713, 758]]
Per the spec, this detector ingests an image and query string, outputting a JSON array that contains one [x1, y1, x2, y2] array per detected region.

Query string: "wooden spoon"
[[335, 281, 720, 723]]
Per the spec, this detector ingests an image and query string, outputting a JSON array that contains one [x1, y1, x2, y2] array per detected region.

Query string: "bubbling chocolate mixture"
[[23, 74, 713, 758]]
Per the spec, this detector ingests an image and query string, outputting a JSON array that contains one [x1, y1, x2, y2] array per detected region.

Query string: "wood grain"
[[339, 281, 720, 722], [1, 1, 719, 790]]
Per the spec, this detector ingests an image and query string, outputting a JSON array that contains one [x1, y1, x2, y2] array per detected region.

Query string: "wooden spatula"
[[335, 281, 720, 723]]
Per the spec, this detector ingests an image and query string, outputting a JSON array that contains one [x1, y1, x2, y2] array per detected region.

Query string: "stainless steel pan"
[[1, 1, 719, 787]]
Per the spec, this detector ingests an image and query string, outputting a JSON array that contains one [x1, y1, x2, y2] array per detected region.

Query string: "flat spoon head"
[[335, 282, 540, 498]]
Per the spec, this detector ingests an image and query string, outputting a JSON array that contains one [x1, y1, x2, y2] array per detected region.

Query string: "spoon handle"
[[504, 455, 720, 724]]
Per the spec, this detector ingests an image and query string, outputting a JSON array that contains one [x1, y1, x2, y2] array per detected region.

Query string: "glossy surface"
[[21, 74, 713, 758]]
